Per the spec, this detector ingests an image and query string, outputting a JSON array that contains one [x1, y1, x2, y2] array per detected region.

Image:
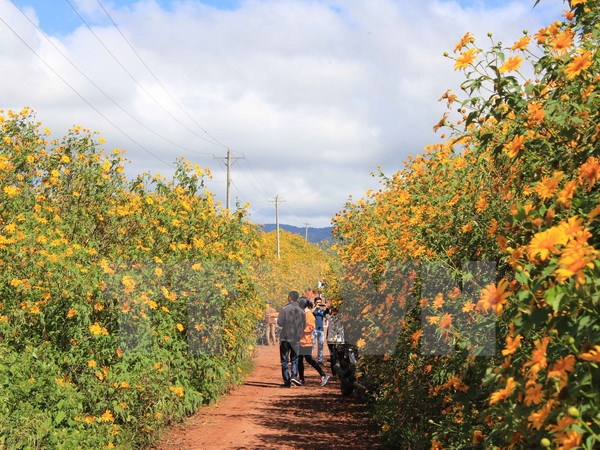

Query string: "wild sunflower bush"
[[0, 109, 263, 448], [254, 229, 331, 308], [332, 1, 598, 448]]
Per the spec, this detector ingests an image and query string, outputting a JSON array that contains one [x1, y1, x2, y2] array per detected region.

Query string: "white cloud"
[[0, 0, 563, 226]]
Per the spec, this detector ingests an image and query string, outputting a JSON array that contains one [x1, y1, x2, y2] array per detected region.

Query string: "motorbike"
[[332, 342, 366, 396]]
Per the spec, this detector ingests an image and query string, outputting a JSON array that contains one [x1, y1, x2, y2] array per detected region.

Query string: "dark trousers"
[[327, 342, 338, 375], [280, 340, 299, 384], [298, 355, 325, 381]]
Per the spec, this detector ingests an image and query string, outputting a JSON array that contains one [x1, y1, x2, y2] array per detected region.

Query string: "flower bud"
[[568, 406, 579, 417], [540, 438, 551, 447]]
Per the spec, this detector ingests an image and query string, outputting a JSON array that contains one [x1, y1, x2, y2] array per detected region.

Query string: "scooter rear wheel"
[[340, 382, 354, 396]]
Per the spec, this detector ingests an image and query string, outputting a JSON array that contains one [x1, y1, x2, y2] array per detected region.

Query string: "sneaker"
[[290, 378, 302, 386], [320, 375, 331, 387]]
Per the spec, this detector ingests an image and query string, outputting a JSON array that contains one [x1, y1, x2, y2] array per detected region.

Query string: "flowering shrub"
[[332, 1, 598, 448], [255, 230, 331, 307], [0, 109, 264, 448]]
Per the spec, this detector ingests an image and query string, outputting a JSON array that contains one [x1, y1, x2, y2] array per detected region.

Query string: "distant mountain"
[[260, 224, 333, 244]]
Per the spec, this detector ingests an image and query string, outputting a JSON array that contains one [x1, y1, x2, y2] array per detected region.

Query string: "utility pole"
[[269, 195, 285, 260], [214, 148, 244, 210], [303, 221, 310, 242]]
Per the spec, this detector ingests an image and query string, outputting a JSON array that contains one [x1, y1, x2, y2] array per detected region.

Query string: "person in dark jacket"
[[277, 291, 306, 387]]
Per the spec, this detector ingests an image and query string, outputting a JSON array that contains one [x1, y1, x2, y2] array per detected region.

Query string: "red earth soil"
[[152, 344, 384, 449]]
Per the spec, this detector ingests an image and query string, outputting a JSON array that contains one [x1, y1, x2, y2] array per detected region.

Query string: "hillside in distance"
[[260, 224, 333, 244]]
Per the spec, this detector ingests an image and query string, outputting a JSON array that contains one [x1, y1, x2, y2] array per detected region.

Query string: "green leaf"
[[55, 410, 66, 425]]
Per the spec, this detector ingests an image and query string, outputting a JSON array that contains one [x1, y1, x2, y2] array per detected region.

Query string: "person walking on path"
[[264, 302, 278, 346], [277, 291, 306, 387], [312, 297, 328, 364], [298, 298, 330, 387]]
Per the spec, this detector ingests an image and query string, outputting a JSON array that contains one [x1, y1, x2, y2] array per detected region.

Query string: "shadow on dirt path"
[[152, 344, 384, 449]]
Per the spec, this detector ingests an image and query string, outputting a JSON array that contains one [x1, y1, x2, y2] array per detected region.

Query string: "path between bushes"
[[152, 344, 384, 449]]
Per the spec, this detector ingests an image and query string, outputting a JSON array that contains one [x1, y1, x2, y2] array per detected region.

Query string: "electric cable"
[[0, 14, 173, 167], [9, 0, 213, 158], [64, 0, 224, 148], [95, 0, 228, 149]]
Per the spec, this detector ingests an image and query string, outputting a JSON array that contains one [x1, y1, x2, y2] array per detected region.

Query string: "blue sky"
[[1, 0, 564, 226], [11, 0, 553, 36], [12, 0, 242, 35]]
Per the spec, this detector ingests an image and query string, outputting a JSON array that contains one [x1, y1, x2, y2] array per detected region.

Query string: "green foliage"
[[0, 109, 263, 448], [332, 2, 599, 448]]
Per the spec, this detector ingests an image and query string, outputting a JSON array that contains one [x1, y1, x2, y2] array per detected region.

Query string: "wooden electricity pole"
[[270, 195, 285, 260], [214, 148, 244, 210]]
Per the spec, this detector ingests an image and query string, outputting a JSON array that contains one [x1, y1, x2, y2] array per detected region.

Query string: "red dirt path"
[[152, 344, 384, 449]]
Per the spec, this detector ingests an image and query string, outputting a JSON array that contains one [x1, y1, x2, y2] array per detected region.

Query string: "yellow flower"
[[176, 323, 184, 332], [502, 334, 522, 356], [121, 275, 136, 294], [527, 227, 568, 261], [83, 415, 95, 424], [555, 430, 583, 449], [510, 35, 530, 51], [578, 345, 600, 363], [161, 286, 177, 301], [557, 180, 578, 207], [454, 32, 475, 52], [489, 377, 518, 405], [547, 354, 576, 380], [528, 401, 555, 430], [100, 410, 114, 423], [154, 267, 163, 277], [169, 386, 184, 397], [524, 336, 551, 376], [549, 29, 574, 54], [564, 50, 592, 79], [499, 56, 523, 74], [578, 156, 600, 191], [454, 48, 480, 70], [3, 186, 20, 197], [555, 239, 596, 285], [534, 172, 563, 200], [524, 382, 544, 406], [477, 279, 510, 314], [88, 359, 97, 368], [90, 322, 109, 336], [432, 293, 444, 309], [503, 135, 526, 158]]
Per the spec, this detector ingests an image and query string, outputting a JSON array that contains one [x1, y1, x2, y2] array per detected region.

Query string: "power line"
[[63, 0, 223, 149], [240, 158, 272, 198], [8, 0, 213, 158], [0, 14, 173, 167], [94, 0, 228, 149], [236, 162, 271, 200]]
